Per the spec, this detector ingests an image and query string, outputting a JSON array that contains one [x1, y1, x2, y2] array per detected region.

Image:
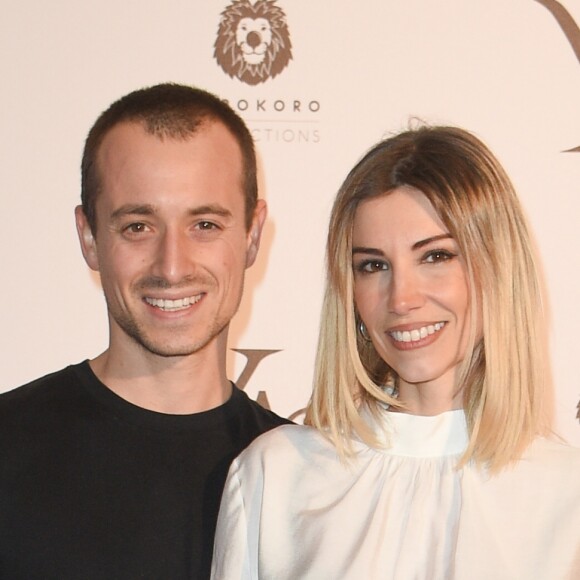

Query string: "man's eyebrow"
[[188, 204, 232, 219], [110, 204, 155, 221], [108, 203, 233, 221]]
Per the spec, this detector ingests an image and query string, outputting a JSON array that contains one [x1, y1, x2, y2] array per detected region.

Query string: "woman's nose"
[[387, 268, 425, 315]]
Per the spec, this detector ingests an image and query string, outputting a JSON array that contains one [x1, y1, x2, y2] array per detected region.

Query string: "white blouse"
[[211, 409, 580, 579]]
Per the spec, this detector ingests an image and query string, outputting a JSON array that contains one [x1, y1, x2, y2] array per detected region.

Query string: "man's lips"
[[144, 294, 203, 312]]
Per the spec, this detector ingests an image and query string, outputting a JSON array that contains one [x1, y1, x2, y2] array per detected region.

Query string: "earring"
[[359, 321, 371, 342]]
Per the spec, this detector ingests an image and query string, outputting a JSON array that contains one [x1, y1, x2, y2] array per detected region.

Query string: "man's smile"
[[144, 294, 203, 312]]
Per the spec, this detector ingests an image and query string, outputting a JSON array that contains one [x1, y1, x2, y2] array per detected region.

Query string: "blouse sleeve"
[[211, 457, 260, 580]]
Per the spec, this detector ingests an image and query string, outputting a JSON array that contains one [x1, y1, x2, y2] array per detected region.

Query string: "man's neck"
[[89, 341, 232, 415]]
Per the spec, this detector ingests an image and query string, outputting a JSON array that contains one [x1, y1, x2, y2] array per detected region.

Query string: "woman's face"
[[352, 186, 477, 404]]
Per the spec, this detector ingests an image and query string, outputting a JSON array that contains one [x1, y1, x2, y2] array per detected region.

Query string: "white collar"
[[366, 408, 469, 458]]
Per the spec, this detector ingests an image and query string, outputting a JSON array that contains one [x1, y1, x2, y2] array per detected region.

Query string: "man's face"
[[76, 120, 265, 359]]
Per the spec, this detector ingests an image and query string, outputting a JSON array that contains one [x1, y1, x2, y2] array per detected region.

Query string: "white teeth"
[[390, 322, 445, 343], [145, 295, 201, 311]]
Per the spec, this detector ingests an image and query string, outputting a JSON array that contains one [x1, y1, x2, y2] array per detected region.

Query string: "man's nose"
[[152, 229, 193, 285]]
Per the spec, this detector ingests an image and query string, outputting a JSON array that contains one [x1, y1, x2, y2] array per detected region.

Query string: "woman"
[[211, 126, 580, 579]]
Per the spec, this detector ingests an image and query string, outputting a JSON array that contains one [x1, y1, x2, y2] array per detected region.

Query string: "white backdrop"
[[1, 0, 579, 445]]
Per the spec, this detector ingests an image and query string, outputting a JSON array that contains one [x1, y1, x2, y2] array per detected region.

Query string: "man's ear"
[[75, 205, 99, 272], [245, 199, 267, 268]]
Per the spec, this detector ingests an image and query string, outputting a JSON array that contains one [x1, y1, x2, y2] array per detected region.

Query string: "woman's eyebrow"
[[352, 247, 384, 256], [352, 234, 453, 255], [412, 233, 453, 250]]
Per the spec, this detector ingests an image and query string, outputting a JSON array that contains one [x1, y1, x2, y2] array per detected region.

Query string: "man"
[[0, 83, 289, 579]]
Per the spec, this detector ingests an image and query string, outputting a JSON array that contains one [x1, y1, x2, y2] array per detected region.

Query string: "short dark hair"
[[81, 83, 257, 233]]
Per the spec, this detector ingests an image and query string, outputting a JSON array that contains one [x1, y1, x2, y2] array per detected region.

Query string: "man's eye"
[[196, 221, 219, 231], [124, 223, 148, 234], [424, 250, 455, 263]]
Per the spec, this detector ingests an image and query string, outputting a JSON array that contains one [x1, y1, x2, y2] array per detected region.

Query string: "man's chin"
[[115, 316, 229, 359], [132, 329, 223, 359], [136, 339, 212, 358]]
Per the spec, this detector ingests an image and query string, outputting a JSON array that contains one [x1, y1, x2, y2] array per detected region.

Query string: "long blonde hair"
[[306, 125, 552, 471]]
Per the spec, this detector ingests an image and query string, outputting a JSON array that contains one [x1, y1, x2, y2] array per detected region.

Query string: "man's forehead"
[[93, 120, 245, 209], [99, 116, 227, 147], [95, 118, 241, 170]]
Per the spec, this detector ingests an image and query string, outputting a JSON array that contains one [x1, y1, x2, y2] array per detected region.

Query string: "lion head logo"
[[214, 0, 292, 85]]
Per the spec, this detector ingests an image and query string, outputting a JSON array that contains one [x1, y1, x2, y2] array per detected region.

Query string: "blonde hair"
[[306, 125, 552, 471]]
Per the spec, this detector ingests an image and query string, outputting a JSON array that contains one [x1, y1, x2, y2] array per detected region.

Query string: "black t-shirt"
[[0, 361, 290, 579]]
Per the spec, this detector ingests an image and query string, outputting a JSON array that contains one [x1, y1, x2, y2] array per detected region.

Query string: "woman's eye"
[[357, 260, 388, 273], [424, 250, 455, 263]]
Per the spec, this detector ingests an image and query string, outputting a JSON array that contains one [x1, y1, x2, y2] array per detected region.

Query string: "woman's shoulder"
[[479, 436, 580, 501], [230, 423, 342, 482], [238, 423, 333, 461], [523, 436, 580, 480], [525, 436, 580, 466]]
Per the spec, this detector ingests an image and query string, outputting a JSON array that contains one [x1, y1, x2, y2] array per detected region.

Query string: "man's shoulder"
[[231, 386, 293, 430], [0, 363, 83, 415]]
